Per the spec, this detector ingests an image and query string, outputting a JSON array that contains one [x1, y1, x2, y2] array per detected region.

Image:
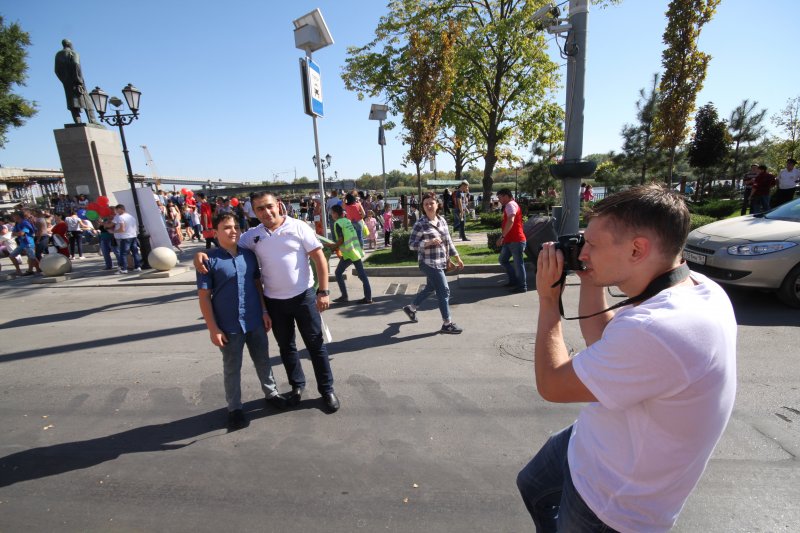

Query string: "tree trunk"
[[481, 138, 498, 212], [416, 163, 423, 204], [667, 145, 676, 188]]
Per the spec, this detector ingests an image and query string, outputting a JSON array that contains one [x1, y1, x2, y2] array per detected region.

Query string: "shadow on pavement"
[[0, 290, 197, 330], [0, 323, 207, 364], [0, 398, 284, 488], [724, 286, 799, 327]]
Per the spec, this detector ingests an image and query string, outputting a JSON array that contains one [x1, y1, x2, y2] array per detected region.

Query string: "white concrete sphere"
[[148, 247, 178, 271], [40, 254, 72, 276]]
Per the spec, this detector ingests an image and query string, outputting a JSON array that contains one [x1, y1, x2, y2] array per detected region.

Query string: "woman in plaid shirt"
[[402, 193, 465, 334]]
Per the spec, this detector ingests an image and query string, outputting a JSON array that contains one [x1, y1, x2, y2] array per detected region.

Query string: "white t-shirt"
[[239, 217, 321, 300], [777, 167, 800, 189], [243, 200, 255, 218], [112, 212, 138, 239], [65, 215, 82, 232], [569, 273, 737, 533]]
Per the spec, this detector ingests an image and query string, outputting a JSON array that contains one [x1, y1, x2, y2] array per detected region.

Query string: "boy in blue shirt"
[[10, 211, 41, 276], [197, 213, 287, 431]]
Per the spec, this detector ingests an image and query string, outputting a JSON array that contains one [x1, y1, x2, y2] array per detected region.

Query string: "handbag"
[[445, 257, 460, 273]]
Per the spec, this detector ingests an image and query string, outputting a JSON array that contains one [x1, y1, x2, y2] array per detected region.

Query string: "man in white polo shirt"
[[775, 158, 799, 206], [112, 204, 142, 274], [195, 192, 339, 412]]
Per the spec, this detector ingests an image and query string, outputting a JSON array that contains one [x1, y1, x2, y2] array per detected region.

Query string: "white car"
[[683, 198, 800, 308]]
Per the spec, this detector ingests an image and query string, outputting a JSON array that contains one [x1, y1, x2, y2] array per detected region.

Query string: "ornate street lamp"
[[89, 83, 151, 268], [312, 153, 332, 182]]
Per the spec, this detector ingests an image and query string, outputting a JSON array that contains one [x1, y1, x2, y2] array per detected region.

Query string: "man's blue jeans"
[[413, 262, 451, 322], [499, 240, 527, 290], [219, 327, 278, 411], [117, 237, 142, 270], [517, 425, 617, 532], [99, 239, 117, 269], [352, 219, 365, 250], [751, 194, 770, 214], [335, 258, 372, 300], [265, 288, 334, 395]]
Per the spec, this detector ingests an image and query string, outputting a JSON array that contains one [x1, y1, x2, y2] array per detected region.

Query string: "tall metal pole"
[[116, 109, 151, 268], [308, 52, 329, 239], [560, 0, 589, 235], [379, 119, 387, 199]]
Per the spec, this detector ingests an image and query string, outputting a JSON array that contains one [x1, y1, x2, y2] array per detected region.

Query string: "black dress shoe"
[[266, 393, 289, 410], [323, 392, 340, 412], [332, 295, 348, 303], [287, 388, 303, 407], [227, 409, 249, 431]]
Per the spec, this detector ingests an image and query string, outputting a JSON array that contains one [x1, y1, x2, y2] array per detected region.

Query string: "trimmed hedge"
[[689, 214, 715, 230], [480, 212, 503, 228], [688, 199, 740, 219], [391, 229, 416, 259], [487, 230, 503, 252]]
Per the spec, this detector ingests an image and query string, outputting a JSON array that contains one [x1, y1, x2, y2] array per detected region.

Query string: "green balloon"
[[86, 210, 99, 220]]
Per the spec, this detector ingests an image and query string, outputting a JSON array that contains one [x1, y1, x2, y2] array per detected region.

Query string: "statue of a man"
[[54, 39, 98, 125]]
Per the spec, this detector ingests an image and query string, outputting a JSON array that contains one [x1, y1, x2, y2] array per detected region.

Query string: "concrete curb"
[[356, 263, 535, 277]]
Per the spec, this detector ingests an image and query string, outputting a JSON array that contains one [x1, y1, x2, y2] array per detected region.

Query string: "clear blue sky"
[[1, 0, 797, 183]]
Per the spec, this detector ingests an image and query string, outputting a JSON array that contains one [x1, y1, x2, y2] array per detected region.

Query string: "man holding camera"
[[517, 185, 737, 532]]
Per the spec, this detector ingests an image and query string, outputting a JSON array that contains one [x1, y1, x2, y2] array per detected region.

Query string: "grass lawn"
[[363, 245, 498, 267]]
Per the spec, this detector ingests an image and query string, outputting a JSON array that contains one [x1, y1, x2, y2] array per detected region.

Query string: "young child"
[[382, 204, 394, 247], [196, 212, 287, 431], [188, 206, 202, 241], [364, 210, 378, 250]]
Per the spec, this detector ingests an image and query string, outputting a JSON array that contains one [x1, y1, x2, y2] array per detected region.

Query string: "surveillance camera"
[[532, 3, 555, 22], [547, 23, 572, 34]]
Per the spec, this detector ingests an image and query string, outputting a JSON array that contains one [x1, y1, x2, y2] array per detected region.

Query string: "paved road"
[[0, 261, 798, 532]]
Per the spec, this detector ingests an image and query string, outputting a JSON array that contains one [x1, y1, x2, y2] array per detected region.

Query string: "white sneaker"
[[119, 269, 128, 274], [134, 267, 142, 272], [78, 256, 85, 259]]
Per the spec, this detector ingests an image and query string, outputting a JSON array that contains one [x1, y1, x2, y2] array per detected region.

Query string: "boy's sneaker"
[[440, 322, 463, 334], [402, 305, 417, 322], [227, 409, 248, 431], [134, 267, 142, 272], [118, 269, 128, 274]]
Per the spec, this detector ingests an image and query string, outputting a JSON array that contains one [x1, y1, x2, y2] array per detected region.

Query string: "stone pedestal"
[[53, 124, 130, 204]]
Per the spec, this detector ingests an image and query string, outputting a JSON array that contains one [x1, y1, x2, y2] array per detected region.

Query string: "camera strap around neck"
[[556, 262, 691, 320]]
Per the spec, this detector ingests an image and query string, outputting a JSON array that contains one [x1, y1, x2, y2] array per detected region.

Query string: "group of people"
[[191, 184, 737, 532], [740, 158, 800, 215]]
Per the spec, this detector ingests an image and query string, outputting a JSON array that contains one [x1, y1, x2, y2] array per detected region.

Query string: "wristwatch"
[[316, 289, 330, 296]]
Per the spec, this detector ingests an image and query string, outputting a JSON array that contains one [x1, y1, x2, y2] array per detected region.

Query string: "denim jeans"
[[751, 194, 770, 214], [219, 327, 278, 411], [352, 219, 365, 250], [264, 287, 334, 395], [117, 237, 142, 269], [68, 231, 83, 257], [35, 235, 49, 261], [413, 262, 451, 322], [99, 239, 117, 269], [335, 258, 372, 300], [499, 240, 527, 290], [453, 212, 466, 239], [517, 425, 618, 532]]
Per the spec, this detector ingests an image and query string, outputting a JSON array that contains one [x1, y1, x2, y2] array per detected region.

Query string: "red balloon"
[[97, 196, 110, 206], [86, 202, 101, 211], [185, 190, 194, 197], [98, 206, 113, 217], [181, 188, 188, 195], [230, 197, 239, 207]]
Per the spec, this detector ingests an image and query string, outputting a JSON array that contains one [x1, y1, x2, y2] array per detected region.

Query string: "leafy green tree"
[[771, 96, 800, 159], [727, 99, 766, 183], [342, 0, 563, 211], [619, 74, 662, 184], [402, 21, 457, 199], [0, 17, 36, 149], [653, 0, 720, 186], [687, 102, 730, 198]]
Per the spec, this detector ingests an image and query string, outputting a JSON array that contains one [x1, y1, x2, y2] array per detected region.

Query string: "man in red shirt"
[[497, 189, 528, 293], [196, 193, 215, 249], [750, 164, 776, 214]]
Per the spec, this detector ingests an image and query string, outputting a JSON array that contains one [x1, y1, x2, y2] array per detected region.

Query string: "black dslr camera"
[[539, 233, 585, 272]]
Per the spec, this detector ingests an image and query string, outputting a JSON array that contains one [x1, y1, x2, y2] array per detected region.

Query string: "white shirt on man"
[[113, 212, 138, 239], [238, 217, 321, 300], [778, 167, 800, 189], [568, 273, 737, 532]]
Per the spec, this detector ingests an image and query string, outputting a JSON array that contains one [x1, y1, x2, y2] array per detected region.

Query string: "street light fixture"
[[89, 83, 151, 269], [312, 153, 332, 182], [369, 103, 389, 198]]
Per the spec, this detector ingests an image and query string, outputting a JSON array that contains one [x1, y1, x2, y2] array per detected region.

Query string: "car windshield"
[[764, 199, 800, 222]]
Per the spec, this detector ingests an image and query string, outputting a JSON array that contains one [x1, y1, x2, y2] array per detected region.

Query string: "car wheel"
[[777, 263, 800, 308]]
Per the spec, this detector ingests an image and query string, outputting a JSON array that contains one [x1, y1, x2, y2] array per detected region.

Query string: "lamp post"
[[369, 104, 389, 199], [312, 153, 332, 183], [89, 83, 151, 269]]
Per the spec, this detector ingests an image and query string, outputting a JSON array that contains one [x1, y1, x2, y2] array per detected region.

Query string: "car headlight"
[[727, 241, 797, 255]]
